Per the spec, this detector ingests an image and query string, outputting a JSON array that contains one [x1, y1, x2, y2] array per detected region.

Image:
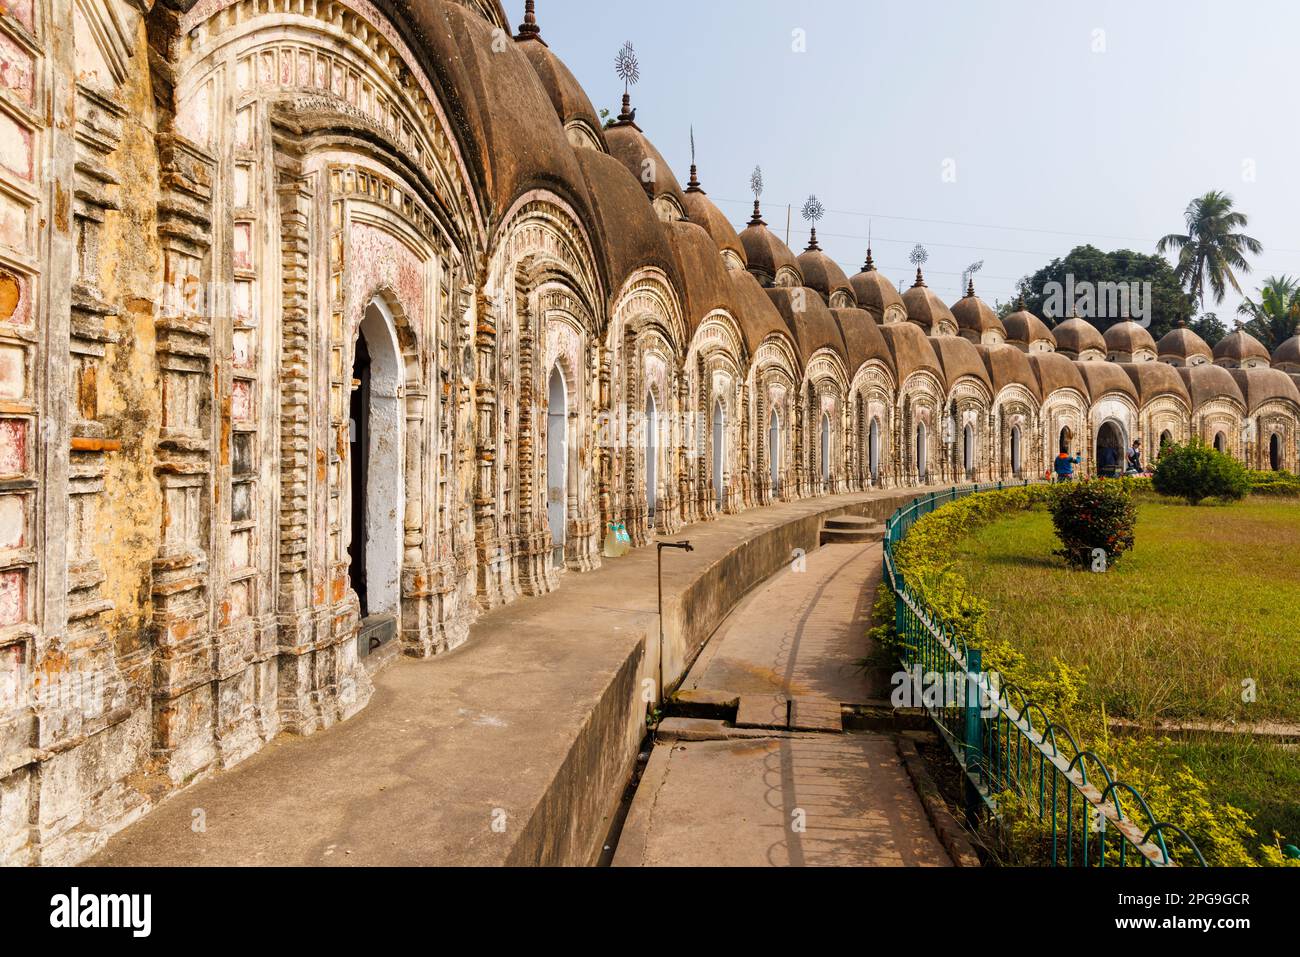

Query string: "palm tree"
[[1237, 275, 1300, 350], [1157, 191, 1262, 311]]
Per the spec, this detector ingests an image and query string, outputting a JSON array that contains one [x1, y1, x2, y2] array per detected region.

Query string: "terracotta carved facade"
[[2, 0, 1298, 864]]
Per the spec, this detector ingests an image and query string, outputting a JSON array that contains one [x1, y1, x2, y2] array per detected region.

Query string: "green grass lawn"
[[1151, 735, 1300, 851], [950, 498, 1300, 725]]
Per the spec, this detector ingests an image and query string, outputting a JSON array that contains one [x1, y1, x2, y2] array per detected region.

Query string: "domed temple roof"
[[1028, 352, 1087, 397], [515, 12, 608, 152], [1104, 320, 1157, 359], [831, 307, 893, 377], [729, 268, 800, 361], [1077, 360, 1139, 403], [1123, 361, 1191, 406], [682, 167, 746, 267], [766, 286, 849, 365], [1178, 363, 1247, 409], [929, 335, 992, 392], [662, 220, 739, 341], [739, 201, 801, 286], [848, 249, 904, 323], [1214, 328, 1272, 367], [950, 281, 1006, 343], [901, 269, 957, 334], [1002, 299, 1056, 351], [977, 343, 1041, 400], [1051, 317, 1107, 358], [605, 116, 689, 218], [1156, 321, 1214, 365], [572, 148, 681, 309], [396, 1, 598, 229], [795, 230, 854, 304], [1229, 367, 1300, 412], [880, 321, 944, 387], [1274, 325, 1300, 372]]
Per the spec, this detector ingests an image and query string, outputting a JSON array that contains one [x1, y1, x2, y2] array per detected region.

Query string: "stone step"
[[733, 694, 844, 733], [734, 694, 789, 730], [790, 696, 843, 733], [820, 526, 883, 545], [824, 515, 879, 529]]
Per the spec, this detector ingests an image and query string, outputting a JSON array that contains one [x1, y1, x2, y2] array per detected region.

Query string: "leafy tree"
[[1157, 191, 1262, 311], [1236, 275, 1300, 351], [1189, 312, 1228, 347], [1015, 245, 1193, 340]]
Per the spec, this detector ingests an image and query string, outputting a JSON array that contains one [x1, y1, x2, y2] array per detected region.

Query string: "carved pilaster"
[[150, 132, 218, 781]]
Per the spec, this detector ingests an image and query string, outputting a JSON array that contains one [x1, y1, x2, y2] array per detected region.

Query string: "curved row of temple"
[[9, 0, 1300, 861]]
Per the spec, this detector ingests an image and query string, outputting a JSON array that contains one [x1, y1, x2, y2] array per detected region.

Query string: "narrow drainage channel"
[[596, 694, 738, 866], [595, 731, 654, 867]]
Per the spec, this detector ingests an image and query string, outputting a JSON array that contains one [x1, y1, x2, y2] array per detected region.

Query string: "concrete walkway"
[[614, 539, 952, 867], [613, 734, 949, 867], [686, 541, 890, 703], [86, 489, 932, 867]]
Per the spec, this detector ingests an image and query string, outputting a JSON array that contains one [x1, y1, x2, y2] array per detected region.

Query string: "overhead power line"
[[713, 195, 1300, 258]]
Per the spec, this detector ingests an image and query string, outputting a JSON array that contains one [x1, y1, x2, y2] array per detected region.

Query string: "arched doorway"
[[547, 366, 568, 568], [869, 417, 881, 486], [712, 399, 725, 508], [348, 299, 404, 620], [1270, 432, 1282, 471], [1059, 425, 1073, 454], [646, 392, 659, 526], [820, 411, 831, 489], [1010, 425, 1022, 477], [1098, 421, 1125, 477], [962, 423, 975, 480], [768, 410, 781, 496], [916, 422, 928, 483], [1214, 431, 1227, 453], [1160, 430, 1173, 455]]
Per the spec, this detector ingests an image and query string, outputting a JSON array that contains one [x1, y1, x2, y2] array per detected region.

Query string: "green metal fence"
[[882, 481, 1206, 867]]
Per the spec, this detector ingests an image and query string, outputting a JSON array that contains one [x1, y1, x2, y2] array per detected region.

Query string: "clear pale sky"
[[525, 0, 1300, 319]]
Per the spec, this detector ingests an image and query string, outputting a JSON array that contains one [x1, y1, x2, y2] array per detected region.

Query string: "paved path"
[[613, 734, 949, 867], [86, 490, 928, 867], [685, 541, 890, 703], [615, 539, 952, 867]]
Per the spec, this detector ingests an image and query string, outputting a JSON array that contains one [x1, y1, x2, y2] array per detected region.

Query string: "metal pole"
[[655, 541, 694, 704]]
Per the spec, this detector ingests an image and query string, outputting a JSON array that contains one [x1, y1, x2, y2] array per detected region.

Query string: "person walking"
[[1054, 448, 1082, 482]]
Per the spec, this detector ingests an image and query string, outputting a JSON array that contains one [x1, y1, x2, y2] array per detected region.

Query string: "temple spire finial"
[[966, 278, 976, 298], [686, 125, 702, 193], [748, 165, 765, 226], [907, 244, 929, 287], [615, 41, 639, 124], [516, 1, 542, 40], [800, 195, 824, 251]]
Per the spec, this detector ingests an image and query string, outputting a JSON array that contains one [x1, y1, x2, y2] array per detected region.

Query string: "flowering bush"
[[1049, 480, 1138, 570], [1152, 438, 1250, 505]]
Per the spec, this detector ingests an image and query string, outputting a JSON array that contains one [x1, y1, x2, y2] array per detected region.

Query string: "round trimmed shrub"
[[1152, 439, 1250, 505], [1049, 480, 1137, 570]]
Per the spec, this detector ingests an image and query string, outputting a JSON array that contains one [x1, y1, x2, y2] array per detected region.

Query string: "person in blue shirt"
[[1054, 449, 1082, 481], [1126, 439, 1143, 475]]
